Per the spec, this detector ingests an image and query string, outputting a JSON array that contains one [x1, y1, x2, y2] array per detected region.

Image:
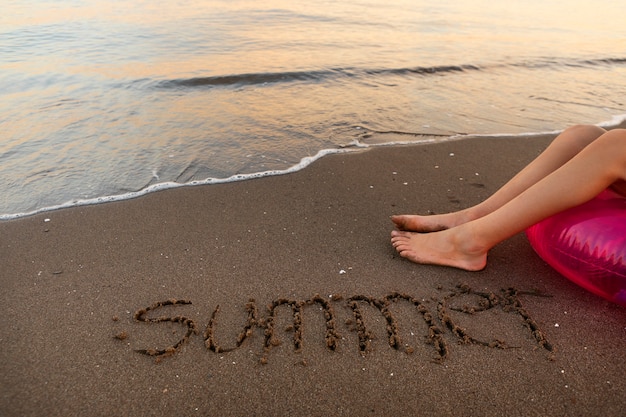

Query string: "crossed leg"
[[391, 124, 608, 233], [390, 125, 626, 270]]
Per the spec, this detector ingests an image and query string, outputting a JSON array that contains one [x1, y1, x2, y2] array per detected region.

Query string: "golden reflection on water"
[[2, 0, 625, 215], [8, 0, 624, 80]]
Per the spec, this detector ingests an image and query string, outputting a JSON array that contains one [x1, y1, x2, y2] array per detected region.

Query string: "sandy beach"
[[1, 133, 625, 417]]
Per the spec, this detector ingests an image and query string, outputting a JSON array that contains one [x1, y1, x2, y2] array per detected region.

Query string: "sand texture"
[[2, 134, 625, 417]]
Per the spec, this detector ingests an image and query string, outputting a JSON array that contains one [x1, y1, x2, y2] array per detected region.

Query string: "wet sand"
[[1, 133, 625, 416]]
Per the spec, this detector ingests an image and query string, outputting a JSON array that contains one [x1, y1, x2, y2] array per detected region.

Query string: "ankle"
[[452, 223, 490, 257]]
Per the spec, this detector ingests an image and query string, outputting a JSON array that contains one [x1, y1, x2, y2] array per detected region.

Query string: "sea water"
[[1, 0, 625, 219]]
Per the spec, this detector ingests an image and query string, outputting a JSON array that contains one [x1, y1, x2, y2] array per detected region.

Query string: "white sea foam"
[[0, 148, 355, 220]]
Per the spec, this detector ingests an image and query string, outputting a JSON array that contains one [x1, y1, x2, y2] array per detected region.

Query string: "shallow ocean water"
[[1, 0, 625, 218]]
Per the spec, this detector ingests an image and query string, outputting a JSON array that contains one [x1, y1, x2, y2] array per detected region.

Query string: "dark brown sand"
[[1, 134, 625, 417]]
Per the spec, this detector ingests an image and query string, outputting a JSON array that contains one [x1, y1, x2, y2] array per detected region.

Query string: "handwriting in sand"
[[115, 284, 553, 363]]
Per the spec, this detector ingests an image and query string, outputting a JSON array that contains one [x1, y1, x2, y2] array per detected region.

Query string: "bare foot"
[[391, 210, 473, 232], [390, 228, 488, 271]]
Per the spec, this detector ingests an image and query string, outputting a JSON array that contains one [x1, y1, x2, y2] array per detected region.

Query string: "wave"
[[152, 56, 626, 90], [154, 64, 481, 89]]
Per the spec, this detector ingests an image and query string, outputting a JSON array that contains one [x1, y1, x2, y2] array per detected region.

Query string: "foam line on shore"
[[2, 114, 624, 222]]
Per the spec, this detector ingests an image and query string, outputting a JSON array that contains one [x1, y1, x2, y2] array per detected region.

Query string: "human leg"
[[391, 128, 626, 270], [392, 124, 607, 232]]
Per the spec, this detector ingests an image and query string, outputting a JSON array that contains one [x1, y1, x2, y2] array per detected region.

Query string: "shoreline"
[[3, 114, 625, 222], [2, 132, 625, 416]]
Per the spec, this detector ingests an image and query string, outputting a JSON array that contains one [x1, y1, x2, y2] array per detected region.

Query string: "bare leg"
[[392, 124, 607, 232], [391, 128, 626, 270]]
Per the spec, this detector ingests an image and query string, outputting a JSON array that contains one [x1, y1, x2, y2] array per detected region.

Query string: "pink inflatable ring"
[[526, 189, 626, 307]]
